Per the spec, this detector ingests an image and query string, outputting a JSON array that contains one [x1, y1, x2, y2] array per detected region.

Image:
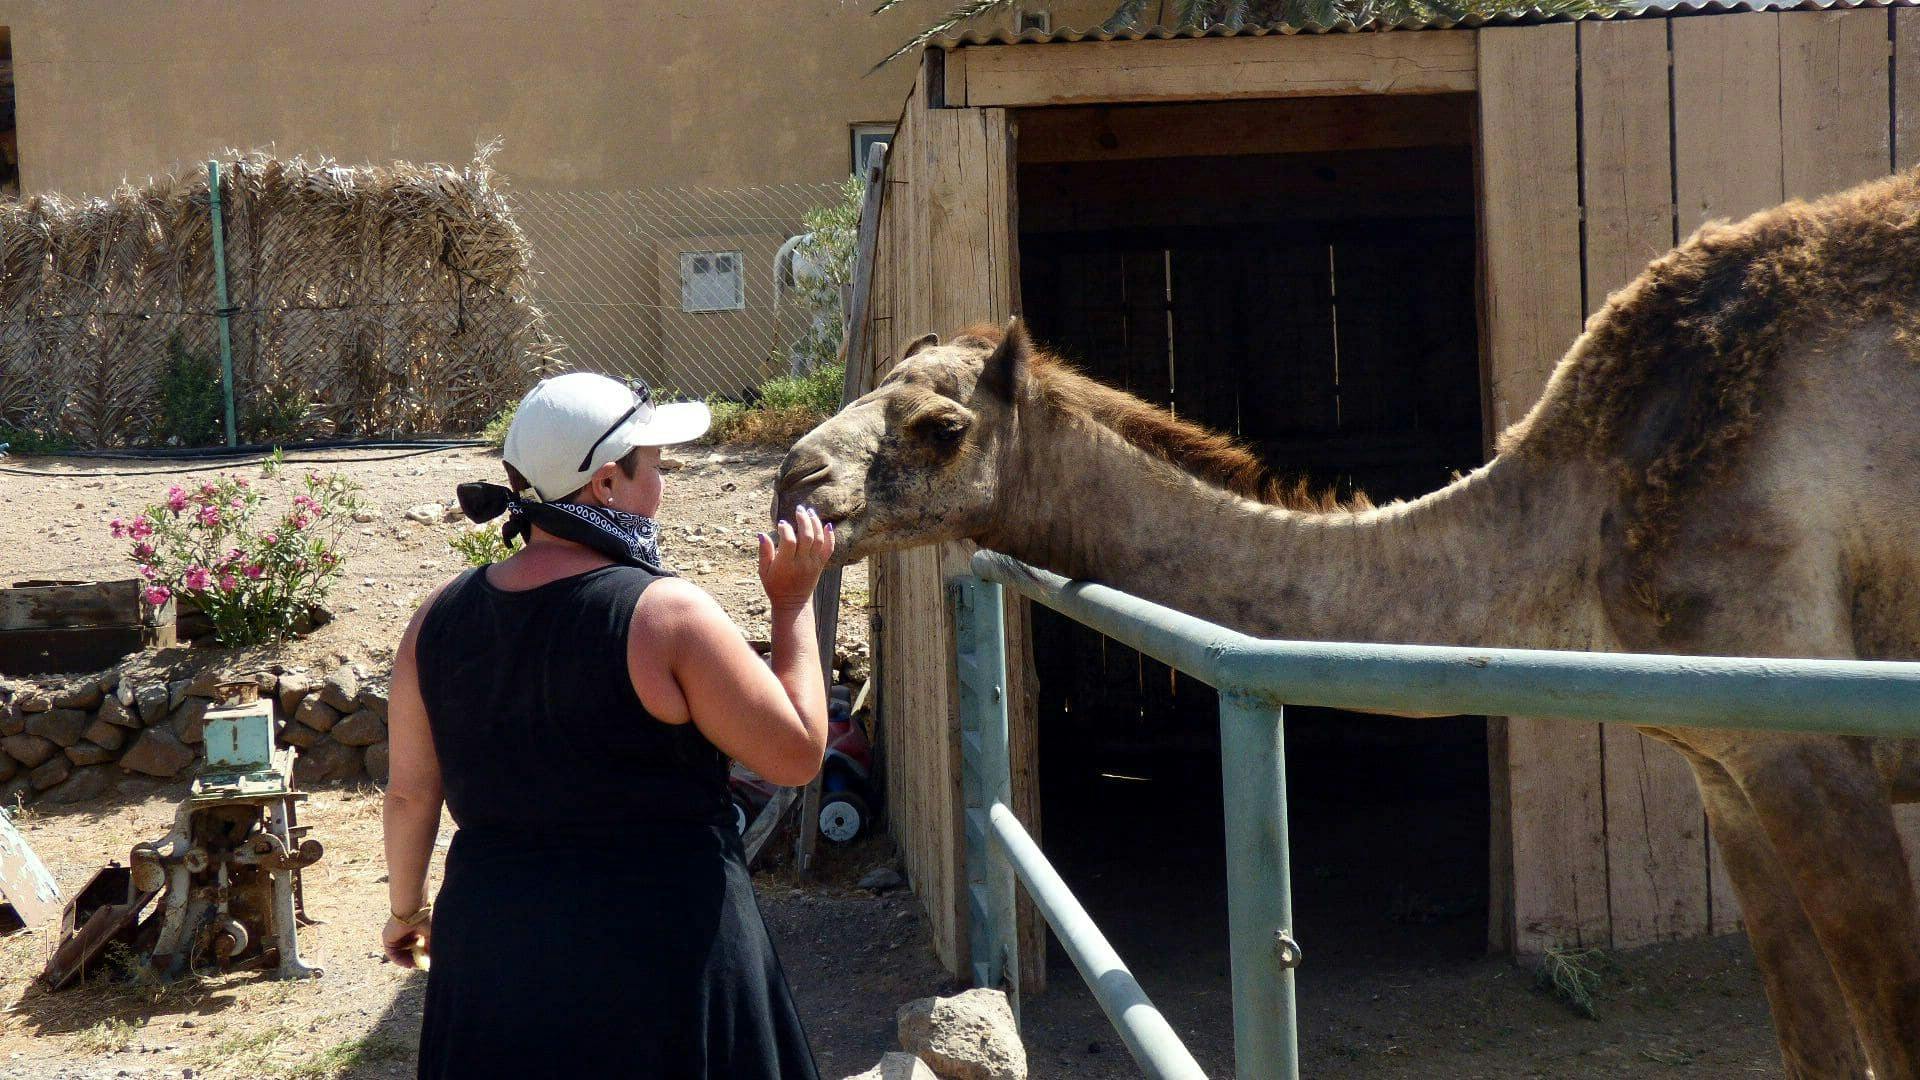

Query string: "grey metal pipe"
[[1218, 692, 1297, 1080], [971, 551, 1920, 738], [986, 802, 1208, 1080]]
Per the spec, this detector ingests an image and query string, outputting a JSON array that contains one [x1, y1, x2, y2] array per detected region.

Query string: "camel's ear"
[[979, 317, 1030, 402], [901, 332, 940, 360]]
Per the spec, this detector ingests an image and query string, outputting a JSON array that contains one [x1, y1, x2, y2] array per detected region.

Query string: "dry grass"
[[0, 145, 560, 446], [709, 403, 830, 447], [1536, 944, 1612, 1019]]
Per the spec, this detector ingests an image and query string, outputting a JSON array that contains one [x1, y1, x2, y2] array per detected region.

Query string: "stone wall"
[[0, 660, 389, 806]]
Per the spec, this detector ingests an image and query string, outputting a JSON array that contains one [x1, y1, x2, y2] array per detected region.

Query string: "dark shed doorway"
[[1011, 95, 1491, 1021]]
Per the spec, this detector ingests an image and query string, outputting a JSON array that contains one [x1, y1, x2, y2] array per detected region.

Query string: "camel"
[[773, 168, 1920, 1076]]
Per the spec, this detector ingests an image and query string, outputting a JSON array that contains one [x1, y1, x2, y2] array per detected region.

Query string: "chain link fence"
[[0, 152, 556, 449], [511, 182, 849, 400]]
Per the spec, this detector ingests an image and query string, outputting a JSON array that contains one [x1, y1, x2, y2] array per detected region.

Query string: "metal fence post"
[[954, 577, 1020, 1008], [1218, 690, 1299, 1080], [205, 160, 238, 447]]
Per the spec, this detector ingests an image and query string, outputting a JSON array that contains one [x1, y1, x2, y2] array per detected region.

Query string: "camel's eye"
[[912, 410, 971, 448]]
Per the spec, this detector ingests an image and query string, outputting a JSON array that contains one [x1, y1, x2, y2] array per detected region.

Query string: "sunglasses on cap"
[[576, 378, 655, 473]]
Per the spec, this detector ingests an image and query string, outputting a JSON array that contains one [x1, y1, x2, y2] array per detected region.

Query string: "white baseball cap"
[[502, 372, 710, 501]]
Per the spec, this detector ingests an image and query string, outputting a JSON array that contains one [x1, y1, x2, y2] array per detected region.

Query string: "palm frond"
[[1099, 0, 1156, 32], [1220, 0, 1255, 28], [871, 0, 1015, 72], [1173, 0, 1218, 29]]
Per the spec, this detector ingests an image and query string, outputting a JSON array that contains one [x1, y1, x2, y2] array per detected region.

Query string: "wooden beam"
[[1779, 9, 1891, 200], [1896, 9, 1920, 169], [1478, 23, 1604, 955], [959, 33, 1476, 107], [1013, 93, 1474, 165], [1672, 10, 1786, 936]]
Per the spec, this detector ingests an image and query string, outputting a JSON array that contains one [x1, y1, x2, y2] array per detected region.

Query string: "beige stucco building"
[[0, 0, 1108, 392]]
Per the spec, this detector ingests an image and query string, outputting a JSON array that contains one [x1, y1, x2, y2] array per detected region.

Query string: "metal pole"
[[986, 803, 1207, 1080], [206, 160, 238, 447], [1218, 691, 1299, 1080], [955, 578, 1019, 1003]]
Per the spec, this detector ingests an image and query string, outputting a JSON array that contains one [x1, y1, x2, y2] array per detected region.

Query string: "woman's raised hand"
[[758, 505, 834, 610]]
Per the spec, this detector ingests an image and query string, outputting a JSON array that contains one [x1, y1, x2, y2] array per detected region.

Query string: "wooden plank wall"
[[1478, 24, 1599, 955], [864, 74, 1033, 980], [1484, 8, 1916, 951]]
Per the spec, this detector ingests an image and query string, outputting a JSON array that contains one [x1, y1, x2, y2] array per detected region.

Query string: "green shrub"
[[786, 175, 864, 375], [0, 424, 76, 454], [702, 362, 844, 447], [241, 382, 311, 444], [156, 335, 226, 447], [481, 401, 516, 449], [449, 525, 522, 567]]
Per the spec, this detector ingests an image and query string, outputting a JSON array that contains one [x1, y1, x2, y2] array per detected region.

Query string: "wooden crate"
[[0, 579, 175, 676]]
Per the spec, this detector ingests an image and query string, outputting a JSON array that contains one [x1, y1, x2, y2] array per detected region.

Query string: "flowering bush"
[[115, 469, 362, 647]]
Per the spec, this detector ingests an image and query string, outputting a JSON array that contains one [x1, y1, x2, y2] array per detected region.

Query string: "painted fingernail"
[[825, 522, 834, 532]]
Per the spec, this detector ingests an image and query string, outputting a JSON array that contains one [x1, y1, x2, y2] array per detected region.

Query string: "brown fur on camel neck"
[[949, 324, 1368, 513]]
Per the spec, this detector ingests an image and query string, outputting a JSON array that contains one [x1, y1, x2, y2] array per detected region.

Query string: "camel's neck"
[[981, 414, 1611, 649]]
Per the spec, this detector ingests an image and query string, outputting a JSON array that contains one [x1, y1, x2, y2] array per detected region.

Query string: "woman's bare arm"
[[380, 580, 450, 966], [635, 509, 833, 786]]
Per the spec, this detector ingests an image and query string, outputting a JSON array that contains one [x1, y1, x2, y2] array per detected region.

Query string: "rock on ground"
[[844, 1052, 939, 1080], [0, 733, 57, 768], [120, 728, 194, 778], [295, 697, 340, 733], [170, 698, 211, 744], [29, 755, 71, 791], [25, 708, 87, 747], [294, 739, 363, 786], [897, 989, 1027, 1080], [330, 708, 386, 746], [318, 669, 361, 712], [42, 764, 111, 804], [364, 740, 390, 783]]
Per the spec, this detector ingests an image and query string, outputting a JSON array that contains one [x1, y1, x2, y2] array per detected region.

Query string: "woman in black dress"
[[380, 372, 831, 1078]]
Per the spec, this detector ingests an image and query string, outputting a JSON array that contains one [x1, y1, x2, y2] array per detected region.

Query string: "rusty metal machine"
[[41, 691, 324, 988]]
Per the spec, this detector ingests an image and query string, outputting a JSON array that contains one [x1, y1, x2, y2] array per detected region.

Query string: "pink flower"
[[218, 573, 237, 593], [289, 512, 311, 531], [263, 533, 279, 546], [137, 563, 157, 581], [128, 516, 154, 540], [229, 496, 244, 509], [199, 482, 217, 499], [293, 494, 319, 513], [166, 487, 189, 513], [197, 505, 221, 528], [244, 563, 265, 580], [141, 585, 171, 607], [320, 551, 337, 566], [110, 518, 125, 539], [294, 557, 308, 571], [183, 566, 213, 591], [133, 541, 155, 559], [234, 477, 250, 489], [222, 547, 243, 566]]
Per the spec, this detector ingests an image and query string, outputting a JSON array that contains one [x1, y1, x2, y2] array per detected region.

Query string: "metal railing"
[[953, 549, 1920, 1080]]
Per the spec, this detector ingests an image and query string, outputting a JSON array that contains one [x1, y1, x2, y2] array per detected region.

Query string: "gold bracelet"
[[391, 904, 432, 926]]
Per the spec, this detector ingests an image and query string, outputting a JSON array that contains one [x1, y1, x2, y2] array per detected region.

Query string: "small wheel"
[[731, 799, 751, 836], [818, 792, 869, 844]]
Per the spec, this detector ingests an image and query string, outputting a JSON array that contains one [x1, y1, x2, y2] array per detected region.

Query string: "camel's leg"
[[1672, 745, 1869, 1078], [1720, 735, 1920, 1079]]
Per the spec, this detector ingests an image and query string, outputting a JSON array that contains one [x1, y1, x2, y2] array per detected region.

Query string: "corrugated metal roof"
[[932, 0, 1913, 43]]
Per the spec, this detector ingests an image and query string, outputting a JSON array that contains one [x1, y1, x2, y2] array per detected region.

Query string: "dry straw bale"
[[0, 146, 561, 445]]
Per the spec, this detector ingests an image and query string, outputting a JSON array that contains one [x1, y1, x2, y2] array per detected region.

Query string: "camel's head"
[[774, 320, 1031, 566]]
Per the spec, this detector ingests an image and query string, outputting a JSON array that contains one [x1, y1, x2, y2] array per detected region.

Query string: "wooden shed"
[[850, 1, 1920, 984]]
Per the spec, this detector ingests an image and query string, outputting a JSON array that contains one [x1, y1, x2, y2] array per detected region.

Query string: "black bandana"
[[457, 482, 671, 576]]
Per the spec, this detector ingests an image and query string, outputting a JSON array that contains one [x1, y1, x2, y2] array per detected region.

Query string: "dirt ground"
[[0, 446, 1789, 1078]]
